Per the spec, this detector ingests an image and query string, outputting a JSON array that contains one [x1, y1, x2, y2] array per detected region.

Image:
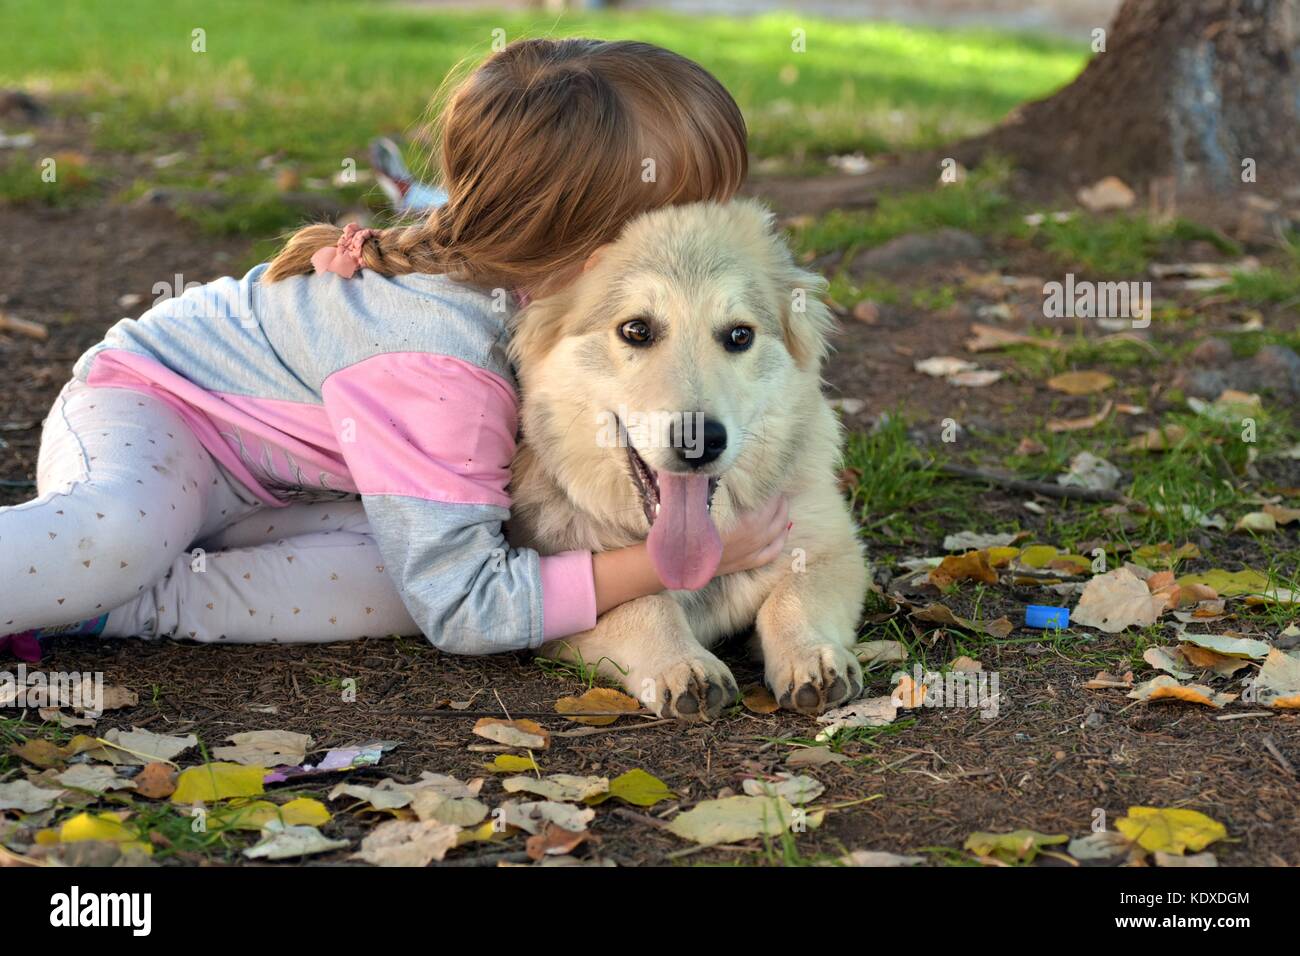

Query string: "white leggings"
[[1, 382, 419, 644]]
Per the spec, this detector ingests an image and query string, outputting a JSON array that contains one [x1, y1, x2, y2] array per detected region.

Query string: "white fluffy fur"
[[508, 200, 867, 719]]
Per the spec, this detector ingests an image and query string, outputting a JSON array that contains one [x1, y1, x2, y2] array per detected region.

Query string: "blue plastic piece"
[[1026, 605, 1069, 630]]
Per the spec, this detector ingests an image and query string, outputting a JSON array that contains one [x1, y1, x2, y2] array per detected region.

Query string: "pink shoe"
[[0, 631, 42, 662]]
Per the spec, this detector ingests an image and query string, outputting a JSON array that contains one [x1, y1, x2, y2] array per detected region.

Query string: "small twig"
[[930, 463, 1134, 505], [552, 718, 673, 738], [610, 807, 670, 830], [435, 849, 532, 868], [1262, 734, 1295, 777]]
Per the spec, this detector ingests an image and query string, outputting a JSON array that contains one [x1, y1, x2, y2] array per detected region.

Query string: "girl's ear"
[[583, 244, 610, 272]]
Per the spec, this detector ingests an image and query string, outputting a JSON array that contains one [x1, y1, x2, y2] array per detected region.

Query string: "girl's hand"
[[717, 495, 790, 576]]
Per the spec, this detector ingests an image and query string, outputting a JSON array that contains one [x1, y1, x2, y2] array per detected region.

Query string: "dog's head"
[[510, 199, 833, 590]]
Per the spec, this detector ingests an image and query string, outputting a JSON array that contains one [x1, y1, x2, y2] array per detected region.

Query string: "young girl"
[[0, 38, 790, 662]]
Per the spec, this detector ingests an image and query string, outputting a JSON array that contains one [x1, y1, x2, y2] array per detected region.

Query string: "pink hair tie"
[[311, 222, 378, 278]]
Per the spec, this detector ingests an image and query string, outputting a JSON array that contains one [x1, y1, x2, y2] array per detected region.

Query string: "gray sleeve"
[[362, 494, 545, 655]]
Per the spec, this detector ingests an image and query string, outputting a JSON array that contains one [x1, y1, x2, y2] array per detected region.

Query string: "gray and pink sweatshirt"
[[72, 264, 597, 654]]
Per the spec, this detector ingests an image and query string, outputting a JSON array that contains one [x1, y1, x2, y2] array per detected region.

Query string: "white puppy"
[[508, 200, 867, 719]]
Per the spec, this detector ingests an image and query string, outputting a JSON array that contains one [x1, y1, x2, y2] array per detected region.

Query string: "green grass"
[[0, 0, 1086, 231], [1225, 239, 1300, 306], [795, 159, 1018, 262], [843, 413, 971, 543]]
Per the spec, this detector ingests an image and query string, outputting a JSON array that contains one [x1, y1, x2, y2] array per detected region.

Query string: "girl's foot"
[[368, 137, 447, 214], [0, 615, 108, 662]]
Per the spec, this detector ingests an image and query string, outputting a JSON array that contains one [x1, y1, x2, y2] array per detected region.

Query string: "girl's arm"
[[319, 349, 789, 655], [592, 496, 790, 614]]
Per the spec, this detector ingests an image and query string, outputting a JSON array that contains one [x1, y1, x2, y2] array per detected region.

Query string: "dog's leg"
[[755, 514, 868, 715], [539, 595, 738, 721]]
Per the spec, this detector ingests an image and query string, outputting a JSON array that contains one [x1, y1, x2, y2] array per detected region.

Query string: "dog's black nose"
[[671, 415, 727, 467]]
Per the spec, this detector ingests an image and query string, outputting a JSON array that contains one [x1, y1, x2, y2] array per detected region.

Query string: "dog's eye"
[[724, 325, 754, 352], [619, 319, 653, 347]]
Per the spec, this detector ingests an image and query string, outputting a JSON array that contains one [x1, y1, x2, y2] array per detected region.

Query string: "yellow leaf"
[[964, 829, 1068, 864], [985, 546, 1020, 568], [1017, 545, 1061, 569], [554, 687, 641, 726], [171, 762, 267, 804], [484, 753, 540, 774], [585, 768, 675, 807], [1115, 807, 1226, 855], [457, 819, 510, 846], [55, 812, 153, 855], [210, 797, 331, 831], [1176, 569, 1272, 598]]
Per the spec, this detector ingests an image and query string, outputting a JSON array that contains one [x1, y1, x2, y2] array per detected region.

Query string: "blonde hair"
[[265, 38, 748, 291]]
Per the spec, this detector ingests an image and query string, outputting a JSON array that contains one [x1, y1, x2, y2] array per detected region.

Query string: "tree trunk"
[[964, 0, 1300, 197]]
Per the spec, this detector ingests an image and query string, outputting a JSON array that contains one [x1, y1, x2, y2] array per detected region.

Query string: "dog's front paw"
[[766, 641, 863, 715], [631, 651, 739, 722]]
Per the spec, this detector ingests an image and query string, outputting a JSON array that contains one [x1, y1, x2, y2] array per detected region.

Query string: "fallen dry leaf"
[[1084, 670, 1134, 690], [1073, 567, 1167, 633], [964, 323, 1061, 353], [1077, 175, 1135, 212], [245, 821, 349, 861], [815, 696, 898, 741], [892, 674, 927, 709], [666, 794, 794, 846], [212, 730, 312, 768], [1047, 370, 1115, 396], [499, 800, 595, 834], [741, 773, 824, 805], [526, 823, 590, 860], [1047, 400, 1113, 433], [742, 685, 780, 713], [353, 819, 459, 866], [964, 829, 1069, 865], [554, 688, 641, 726], [503, 774, 608, 803], [928, 551, 998, 588], [133, 763, 177, 799], [1127, 675, 1235, 708], [472, 718, 550, 750], [1126, 424, 1189, 452], [1255, 648, 1300, 709], [1115, 807, 1226, 856]]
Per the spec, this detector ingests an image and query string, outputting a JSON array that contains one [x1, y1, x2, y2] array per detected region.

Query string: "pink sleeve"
[[322, 352, 598, 647], [321, 352, 517, 505], [539, 550, 598, 640]]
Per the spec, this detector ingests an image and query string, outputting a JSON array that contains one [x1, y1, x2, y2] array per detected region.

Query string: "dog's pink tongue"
[[647, 472, 722, 591]]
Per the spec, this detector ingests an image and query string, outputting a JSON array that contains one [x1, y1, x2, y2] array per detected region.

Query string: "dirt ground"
[[3, 139, 1299, 867]]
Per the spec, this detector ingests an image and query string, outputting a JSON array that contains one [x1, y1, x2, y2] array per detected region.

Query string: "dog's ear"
[[777, 258, 834, 371], [507, 290, 571, 375], [734, 198, 834, 371]]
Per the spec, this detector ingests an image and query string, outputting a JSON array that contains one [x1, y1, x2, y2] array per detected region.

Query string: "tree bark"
[[962, 0, 1300, 196]]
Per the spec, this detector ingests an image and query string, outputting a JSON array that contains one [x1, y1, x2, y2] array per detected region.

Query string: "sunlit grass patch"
[[0, 1, 1087, 237]]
